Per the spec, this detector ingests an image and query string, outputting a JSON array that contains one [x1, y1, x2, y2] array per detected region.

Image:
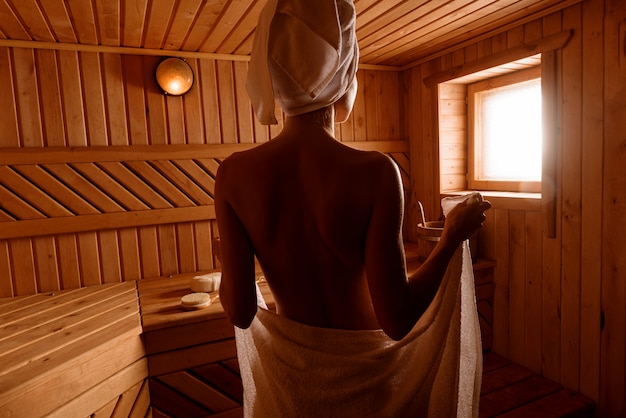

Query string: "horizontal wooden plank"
[[0, 283, 137, 352], [0, 141, 409, 165], [0, 282, 146, 417], [0, 297, 140, 377], [148, 339, 237, 377], [0, 39, 398, 74], [0, 39, 253, 61], [144, 317, 236, 355], [0, 205, 216, 240], [442, 192, 541, 212], [0, 281, 134, 325], [0, 291, 73, 316], [0, 280, 133, 317]]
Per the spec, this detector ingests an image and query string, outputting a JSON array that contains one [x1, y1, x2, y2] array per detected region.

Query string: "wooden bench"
[[0, 255, 593, 417], [138, 271, 274, 418], [0, 281, 148, 417]]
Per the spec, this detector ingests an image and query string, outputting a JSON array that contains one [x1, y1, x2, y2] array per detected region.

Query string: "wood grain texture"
[[0, 0, 622, 415], [406, 3, 623, 416], [0, 0, 581, 67], [0, 282, 147, 417], [599, 1, 626, 416]]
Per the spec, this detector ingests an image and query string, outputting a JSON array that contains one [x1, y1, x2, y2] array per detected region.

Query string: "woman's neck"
[[284, 106, 335, 137]]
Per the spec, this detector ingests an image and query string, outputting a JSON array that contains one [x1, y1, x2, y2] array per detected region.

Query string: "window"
[[468, 67, 542, 193], [438, 56, 545, 195]]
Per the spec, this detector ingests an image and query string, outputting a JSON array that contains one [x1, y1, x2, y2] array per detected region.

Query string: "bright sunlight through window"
[[477, 78, 542, 182], [466, 65, 543, 193]]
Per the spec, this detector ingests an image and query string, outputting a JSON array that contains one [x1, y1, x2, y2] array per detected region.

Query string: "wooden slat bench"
[[138, 244, 495, 417], [0, 257, 594, 417], [0, 281, 149, 418], [138, 271, 274, 418]]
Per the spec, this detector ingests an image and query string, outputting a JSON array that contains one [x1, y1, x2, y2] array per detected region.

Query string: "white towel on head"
[[247, 0, 359, 125]]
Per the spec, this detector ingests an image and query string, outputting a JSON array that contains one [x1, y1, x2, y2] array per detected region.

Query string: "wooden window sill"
[[442, 190, 541, 211]]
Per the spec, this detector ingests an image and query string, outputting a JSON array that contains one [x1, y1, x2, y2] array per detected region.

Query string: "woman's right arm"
[[364, 157, 490, 340]]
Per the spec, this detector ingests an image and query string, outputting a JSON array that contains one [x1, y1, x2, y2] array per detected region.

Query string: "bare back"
[[215, 120, 403, 331]]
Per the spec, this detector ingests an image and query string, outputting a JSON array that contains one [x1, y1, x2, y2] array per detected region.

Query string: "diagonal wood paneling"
[[0, 166, 73, 218], [0, 158, 219, 222], [0, 153, 223, 296], [0, 142, 405, 297], [0, 141, 407, 233]]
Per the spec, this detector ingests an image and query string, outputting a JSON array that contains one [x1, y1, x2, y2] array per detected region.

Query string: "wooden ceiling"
[[0, 0, 581, 68]]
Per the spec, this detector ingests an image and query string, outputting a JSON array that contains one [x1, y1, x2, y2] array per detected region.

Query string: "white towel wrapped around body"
[[235, 217, 482, 417]]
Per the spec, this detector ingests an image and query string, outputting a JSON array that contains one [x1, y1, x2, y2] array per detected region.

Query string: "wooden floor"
[[480, 352, 595, 417], [147, 350, 595, 418]]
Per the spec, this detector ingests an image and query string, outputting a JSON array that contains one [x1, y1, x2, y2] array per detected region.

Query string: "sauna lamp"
[[155, 58, 194, 95]]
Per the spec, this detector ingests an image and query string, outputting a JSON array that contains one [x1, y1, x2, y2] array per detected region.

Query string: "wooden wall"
[[404, 0, 625, 416], [438, 83, 468, 193], [2, 0, 624, 416], [0, 49, 405, 297]]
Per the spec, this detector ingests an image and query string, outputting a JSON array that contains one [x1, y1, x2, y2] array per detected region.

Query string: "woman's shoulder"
[[219, 141, 277, 171], [341, 146, 398, 171]]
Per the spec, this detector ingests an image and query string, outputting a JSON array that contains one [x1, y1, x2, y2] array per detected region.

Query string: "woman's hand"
[[440, 197, 491, 246]]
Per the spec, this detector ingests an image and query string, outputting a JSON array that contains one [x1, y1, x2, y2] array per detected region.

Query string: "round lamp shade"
[[156, 58, 194, 95]]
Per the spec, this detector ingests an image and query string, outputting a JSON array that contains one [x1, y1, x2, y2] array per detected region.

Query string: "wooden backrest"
[[0, 145, 226, 296], [0, 141, 408, 297]]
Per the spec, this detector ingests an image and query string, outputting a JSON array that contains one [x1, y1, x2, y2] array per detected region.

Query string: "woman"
[[215, 0, 490, 415]]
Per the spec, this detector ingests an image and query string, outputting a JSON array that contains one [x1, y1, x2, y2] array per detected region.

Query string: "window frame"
[[467, 66, 542, 193]]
